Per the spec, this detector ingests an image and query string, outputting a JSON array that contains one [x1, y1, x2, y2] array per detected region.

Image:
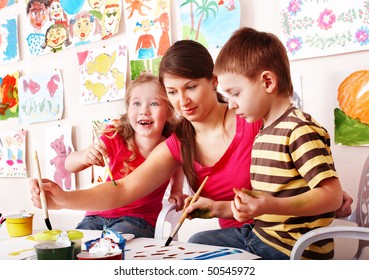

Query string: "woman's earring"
[[175, 112, 182, 119]]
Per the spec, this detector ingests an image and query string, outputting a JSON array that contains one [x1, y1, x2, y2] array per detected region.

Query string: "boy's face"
[[218, 73, 270, 123]]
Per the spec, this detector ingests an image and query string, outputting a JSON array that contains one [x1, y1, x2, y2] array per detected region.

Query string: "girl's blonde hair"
[[104, 73, 178, 175]]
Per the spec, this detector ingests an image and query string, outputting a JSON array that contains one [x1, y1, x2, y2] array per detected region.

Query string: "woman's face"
[[163, 74, 216, 122]]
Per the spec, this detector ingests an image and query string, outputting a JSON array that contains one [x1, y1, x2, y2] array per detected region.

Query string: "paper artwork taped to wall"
[[18, 69, 63, 124], [0, 0, 16, 10], [22, 0, 122, 56], [291, 74, 303, 109], [279, 0, 369, 60], [123, 0, 172, 80], [44, 124, 75, 190], [177, 0, 240, 49], [78, 43, 127, 104], [335, 70, 369, 146], [0, 16, 19, 66], [0, 71, 18, 120], [0, 129, 27, 177]]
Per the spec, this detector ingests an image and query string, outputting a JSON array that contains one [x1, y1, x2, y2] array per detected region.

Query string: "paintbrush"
[[91, 121, 117, 186], [34, 151, 52, 230], [165, 176, 209, 246]]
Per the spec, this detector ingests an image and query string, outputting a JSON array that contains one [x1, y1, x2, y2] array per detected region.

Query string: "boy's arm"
[[233, 177, 343, 218], [65, 141, 107, 173]]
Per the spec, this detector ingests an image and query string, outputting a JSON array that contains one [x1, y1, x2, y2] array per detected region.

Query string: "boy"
[[213, 27, 343, 259]]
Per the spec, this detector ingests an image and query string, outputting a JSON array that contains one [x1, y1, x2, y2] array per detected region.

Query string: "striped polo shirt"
[[251, 106, 338, 259]]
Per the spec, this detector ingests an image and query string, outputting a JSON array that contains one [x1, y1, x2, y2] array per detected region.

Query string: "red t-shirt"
[[85, 132, 169, 227], [166, 117, 262, 228]]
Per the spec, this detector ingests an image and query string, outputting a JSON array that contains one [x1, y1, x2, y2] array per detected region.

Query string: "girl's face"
[[50, 1, 63, 20], [218, 72, 270, 124], [46, 26, 67, 48], [163, 74, 216, 122], [127, 82, 169, 138], [74, 17, 93, 40]]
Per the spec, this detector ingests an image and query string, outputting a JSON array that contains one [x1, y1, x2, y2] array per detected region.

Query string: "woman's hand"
[[183, 196, 215, 219], [30, 178, 66, 210]]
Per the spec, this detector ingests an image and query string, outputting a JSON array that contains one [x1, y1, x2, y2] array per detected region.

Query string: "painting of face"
[[46, 25, 67, 49], [88, 0, 104, 9], [50, 1, 64, 21], [74, 17, 93, 41], [28, 2, 49, 31]]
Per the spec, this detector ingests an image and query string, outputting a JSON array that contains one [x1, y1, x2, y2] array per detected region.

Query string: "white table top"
[[0, 227, 259, 260]]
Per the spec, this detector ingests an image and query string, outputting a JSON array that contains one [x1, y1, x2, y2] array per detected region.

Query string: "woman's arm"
[[31, 142, 180, 211]]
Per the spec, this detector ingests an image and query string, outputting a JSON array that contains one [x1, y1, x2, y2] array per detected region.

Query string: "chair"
[[290, 155, 369, 260], [154, 201, 183, 240]]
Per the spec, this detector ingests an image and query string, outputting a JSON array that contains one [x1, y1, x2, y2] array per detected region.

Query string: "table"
[[0, 227, 259, 260]]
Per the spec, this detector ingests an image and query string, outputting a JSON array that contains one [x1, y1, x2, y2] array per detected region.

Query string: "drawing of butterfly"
[[23, 79, 40, 94]]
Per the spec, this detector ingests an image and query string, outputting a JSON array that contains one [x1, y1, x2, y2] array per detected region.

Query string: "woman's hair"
[[104, 73, 177, 175], [215, 27, 293, 96], [159, 40, 227, 190]]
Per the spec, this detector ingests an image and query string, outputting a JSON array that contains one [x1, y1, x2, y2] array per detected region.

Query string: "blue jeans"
[[76, 216, 155, 238], [188, 224, 289, 260]]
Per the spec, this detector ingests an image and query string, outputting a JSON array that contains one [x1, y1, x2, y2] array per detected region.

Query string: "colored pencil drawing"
[[18, 69, 63, 124], [0, 129, 27, 178], [44, 125, 75, 190], [124, 0, 172, 80], [335, 70, 369, 146], [0, 16, 19, 66], [279, 0, 369, 60], [78, 44, 127, 104], [0, 0, 16, 10], [177, 0, 240, 48], [23, 0, 122, 56], [0, 72, 18, 120]]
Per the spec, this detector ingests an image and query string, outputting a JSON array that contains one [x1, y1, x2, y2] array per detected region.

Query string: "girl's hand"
[[168, 192, 187, 211], [81, 143, 107, 167], [30, 178, 66, 210]]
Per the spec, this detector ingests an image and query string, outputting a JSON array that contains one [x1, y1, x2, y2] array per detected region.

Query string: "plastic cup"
[[34, 242, 75, 260], [5, 214, 34, 237]]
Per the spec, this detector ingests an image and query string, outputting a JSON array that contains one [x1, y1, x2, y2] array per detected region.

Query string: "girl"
[[65, 73, 184, 238]]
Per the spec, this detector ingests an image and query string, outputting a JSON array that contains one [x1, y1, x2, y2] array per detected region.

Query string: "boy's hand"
[[232, 188, 272, 222], [335, 190, 353, 218]]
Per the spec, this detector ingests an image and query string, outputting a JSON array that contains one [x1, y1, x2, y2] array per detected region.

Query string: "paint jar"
[[34, 229, 84, 259], [34, 242, 75, 260], [5, 213, 34, 237]]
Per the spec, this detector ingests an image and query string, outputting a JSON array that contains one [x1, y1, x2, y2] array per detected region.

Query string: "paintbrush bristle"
[[165, 236, 173, 247], [45, 218, 52, 230]]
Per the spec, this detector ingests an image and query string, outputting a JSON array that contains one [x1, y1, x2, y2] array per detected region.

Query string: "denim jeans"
[[188, 224, 289, 260], [76, 215, 155, 238]]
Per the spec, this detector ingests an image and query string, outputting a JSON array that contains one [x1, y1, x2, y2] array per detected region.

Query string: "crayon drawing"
[[44, 125, 75, 190], [335, 70, 369, 146], [0, 16, 19, 66], [177, 0, 240, 48], [78, 44, 127, 104], [279, 0, 369, 60], [22, 0, 122, 56], [0, 0, 16, 10], [123, 0, 172, 79], [18, 69, 63, 124], [0, 71, 18, 120], [0, 129, 27, 177]]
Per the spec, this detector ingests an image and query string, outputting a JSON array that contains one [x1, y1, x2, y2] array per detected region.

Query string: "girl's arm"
[[65, 141, 107, 173], [31, 142, 180, 211]]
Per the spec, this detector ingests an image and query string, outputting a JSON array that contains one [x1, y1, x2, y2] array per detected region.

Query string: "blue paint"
[[183, 248, 243, 260], [60, 0, 85, 15], [3, 18, 17, 61]]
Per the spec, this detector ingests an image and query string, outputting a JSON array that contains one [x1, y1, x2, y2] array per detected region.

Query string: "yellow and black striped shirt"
[[251, 107, 338, 259]]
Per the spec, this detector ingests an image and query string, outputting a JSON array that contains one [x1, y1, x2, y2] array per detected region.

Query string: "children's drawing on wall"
[[0, 16, 19, 66], [44, 125, 75, 190], [0, 0, 16, 10], [78, 43, 127, 104], [23, 0, 122, 56], [0, 129, 27, 177], [18, 69, 63, 124], [0, 71, 18, 120], [335, 70, 369, 146], [177, 0, 240, 48], [124, 0, 172, 80], [279, 0, 369, 60]]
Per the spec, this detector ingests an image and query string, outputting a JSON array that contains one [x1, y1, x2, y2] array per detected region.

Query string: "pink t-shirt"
[[166, 117, 262, 228], [85, 132, 169, 227]]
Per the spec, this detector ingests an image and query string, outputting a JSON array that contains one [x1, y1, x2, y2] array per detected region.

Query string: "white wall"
[[1, 1, 368, 255]]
